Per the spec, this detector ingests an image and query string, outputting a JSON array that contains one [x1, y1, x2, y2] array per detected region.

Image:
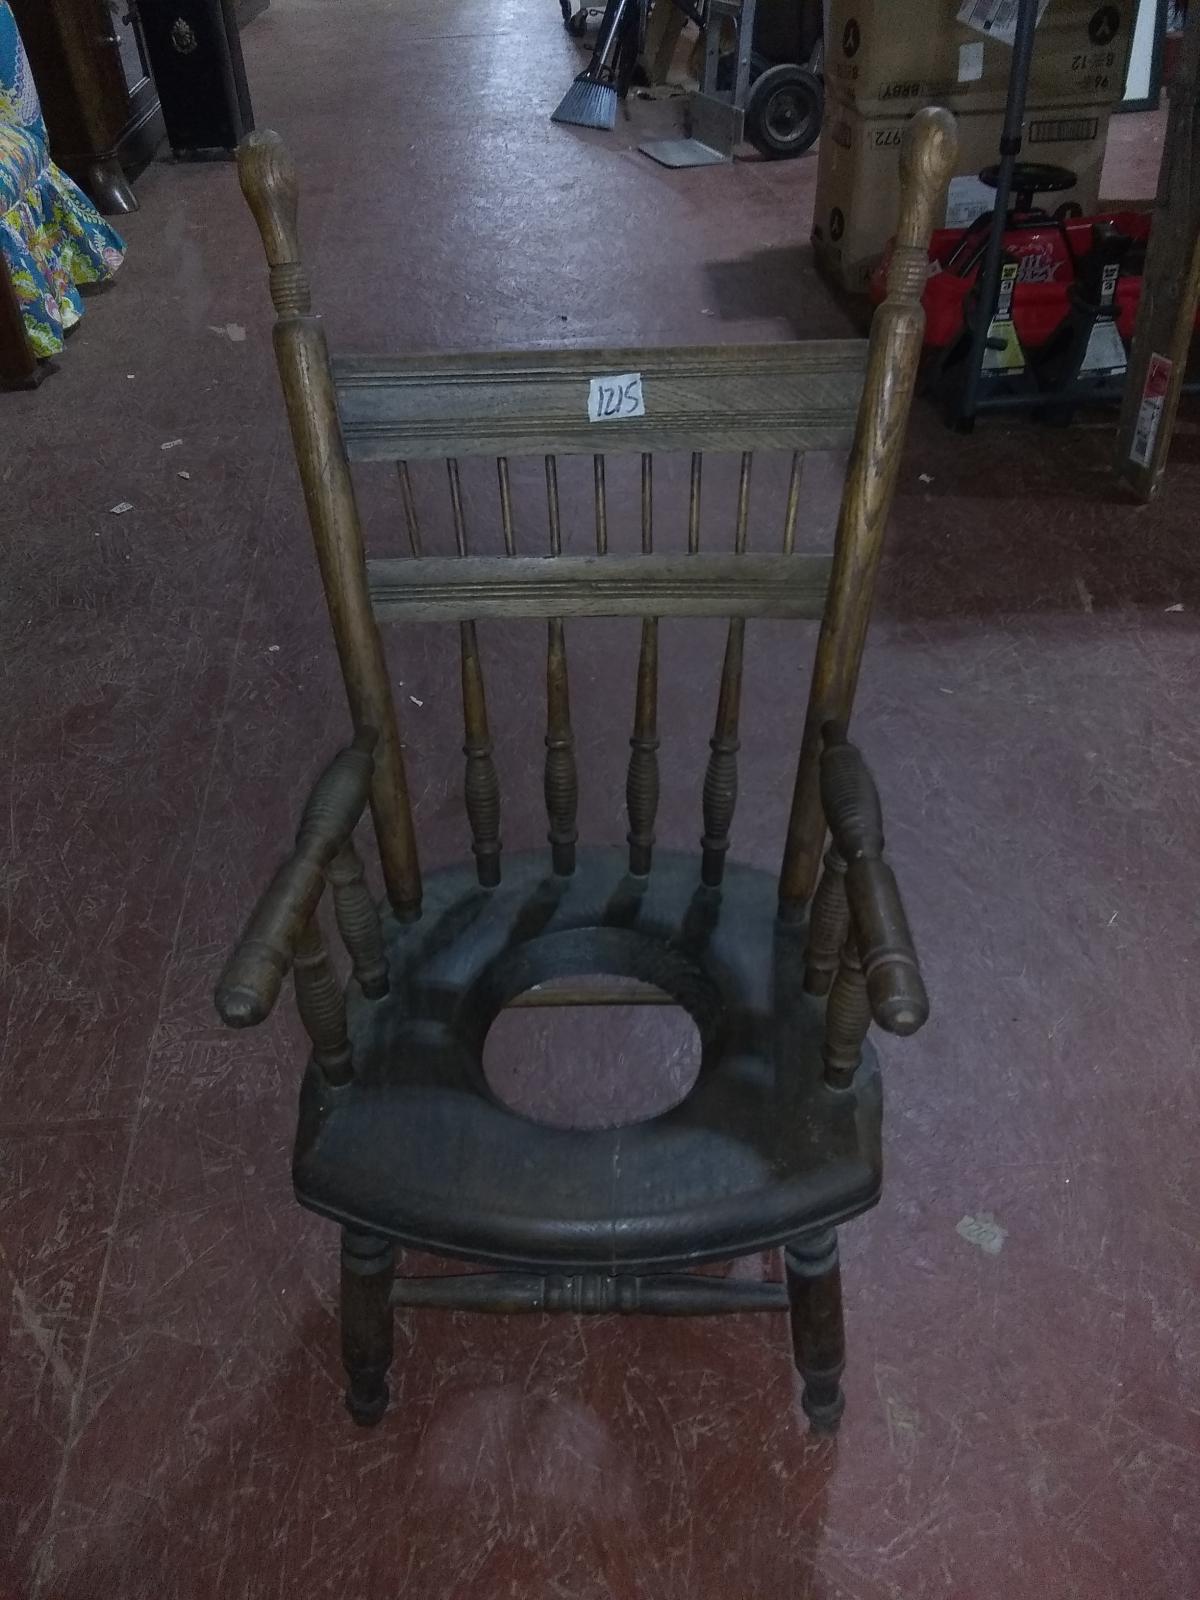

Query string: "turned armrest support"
[[215, 729, 377, 1027], [820, 725, 929, 1037]]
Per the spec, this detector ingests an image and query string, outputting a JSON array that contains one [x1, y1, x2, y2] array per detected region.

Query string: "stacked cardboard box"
[[812, 0, 1135, 290]]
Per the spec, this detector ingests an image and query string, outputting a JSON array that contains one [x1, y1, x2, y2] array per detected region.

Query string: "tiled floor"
[[3, 4, 1198, 1597]]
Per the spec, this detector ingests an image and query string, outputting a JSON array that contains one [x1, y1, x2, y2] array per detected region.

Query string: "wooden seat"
[[217, 108, 957, 1435], [294, 848, 882, 1272]]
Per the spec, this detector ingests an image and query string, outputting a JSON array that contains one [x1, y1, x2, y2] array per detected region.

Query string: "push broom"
[[551, 0, 643, 131]]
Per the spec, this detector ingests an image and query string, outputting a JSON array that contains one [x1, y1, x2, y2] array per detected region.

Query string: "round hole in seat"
[[482, 975, 704, 1132]]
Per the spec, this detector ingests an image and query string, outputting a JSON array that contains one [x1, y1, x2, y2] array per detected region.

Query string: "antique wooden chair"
[[217, 109, 956, 1434]]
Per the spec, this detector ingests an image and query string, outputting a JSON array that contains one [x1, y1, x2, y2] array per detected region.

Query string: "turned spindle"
[[293, 915, 352, 1086], [803, 846, 848, 997], [700, 451, 753, 887], [326, 840, 388, 999]]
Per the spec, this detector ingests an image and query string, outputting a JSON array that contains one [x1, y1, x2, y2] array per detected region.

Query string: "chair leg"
[[785, 1228, 846, 1433], [340, 1230, 395, 1426]]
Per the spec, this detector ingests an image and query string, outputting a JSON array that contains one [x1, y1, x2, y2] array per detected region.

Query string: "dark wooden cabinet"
[[10, 0, 164, 215], [136, 0, 253, 157]]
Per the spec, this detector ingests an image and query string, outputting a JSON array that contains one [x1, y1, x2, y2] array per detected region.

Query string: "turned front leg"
[[340, 1231, 395, 1426], [785, 1229, 846, 1433]]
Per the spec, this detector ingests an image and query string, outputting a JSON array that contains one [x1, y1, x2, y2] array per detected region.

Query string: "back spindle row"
[[389, 447, 806, 887], [394, 448, 803, 561]]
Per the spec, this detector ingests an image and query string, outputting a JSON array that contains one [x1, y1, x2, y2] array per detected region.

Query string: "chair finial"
[[237, 130, 311, 316], [889, 107, 958, 301]]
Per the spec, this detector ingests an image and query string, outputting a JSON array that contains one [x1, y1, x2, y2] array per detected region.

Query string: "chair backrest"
[[238, 110, 956, 924]]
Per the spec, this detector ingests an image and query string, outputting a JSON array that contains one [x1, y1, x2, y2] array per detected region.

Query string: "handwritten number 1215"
[[598, 380, 640, 418], [589, 373, 645, 422]]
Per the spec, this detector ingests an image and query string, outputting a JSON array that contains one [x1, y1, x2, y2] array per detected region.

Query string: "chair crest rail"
[[332, 343, 868, 461]]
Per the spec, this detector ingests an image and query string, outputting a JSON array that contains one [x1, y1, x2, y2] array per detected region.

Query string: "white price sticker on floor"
[[588, 372, 645, 422]]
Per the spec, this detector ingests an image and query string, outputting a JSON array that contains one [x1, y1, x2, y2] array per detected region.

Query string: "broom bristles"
[[551, 72, 619, 131]]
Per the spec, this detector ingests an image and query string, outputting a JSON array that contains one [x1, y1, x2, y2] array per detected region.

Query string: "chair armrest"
[[215, 729, 377, 1028], [820, 725, 929, 1037]]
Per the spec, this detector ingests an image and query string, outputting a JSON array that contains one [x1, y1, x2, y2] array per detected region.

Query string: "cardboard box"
[[825, 0, 1134, 115], [812, 98, 1111, 291]]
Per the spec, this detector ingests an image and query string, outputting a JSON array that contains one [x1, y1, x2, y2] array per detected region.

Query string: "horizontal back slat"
[[366, 552, 831, 623], [334, 343, 867, 460]]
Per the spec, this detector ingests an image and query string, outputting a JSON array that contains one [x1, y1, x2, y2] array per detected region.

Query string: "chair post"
[[237, 130, 422, 922], [293, 915, 352, 1086], [779, 107, 957, 914]]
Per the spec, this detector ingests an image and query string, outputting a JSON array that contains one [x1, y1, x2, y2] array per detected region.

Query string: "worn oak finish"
[[238, 131, 421, 922], [780, 108, 958, 910], [366, 552, 833, 622], [224, 107, 953, 1438]]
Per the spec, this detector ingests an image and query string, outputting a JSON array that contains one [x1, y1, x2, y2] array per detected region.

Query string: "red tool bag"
[[870, 209, 1156, 351]]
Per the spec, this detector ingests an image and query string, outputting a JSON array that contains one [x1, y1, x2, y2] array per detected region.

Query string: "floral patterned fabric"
[[1, 0, 125, 357]]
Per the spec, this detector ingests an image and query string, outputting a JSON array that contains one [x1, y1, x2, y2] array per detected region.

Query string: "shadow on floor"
[[705, 246, 864, 338]]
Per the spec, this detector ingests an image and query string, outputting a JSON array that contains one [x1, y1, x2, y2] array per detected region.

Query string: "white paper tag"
[[956, 0, 1049, 48], [958, 40, 984, 80], [944, 174, 994, 229], [588, 372, 645, 422]]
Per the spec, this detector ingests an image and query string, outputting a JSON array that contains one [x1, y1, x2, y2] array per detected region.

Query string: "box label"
[[958, 40, 985, 80], [957, 0, 1051, 47], [1028, 113, 1100, 142], [945, 174, 994, 227]]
